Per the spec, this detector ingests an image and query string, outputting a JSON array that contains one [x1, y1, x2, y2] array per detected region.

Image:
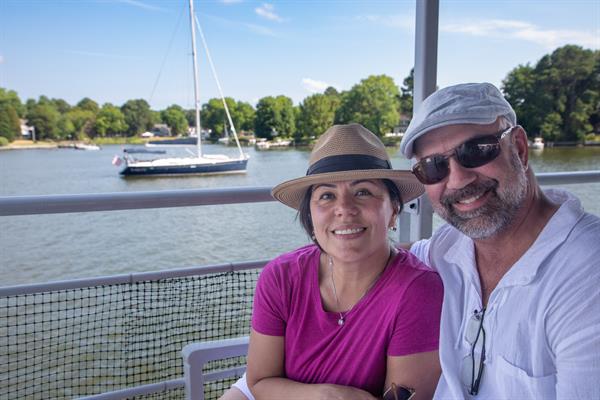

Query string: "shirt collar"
[[443, 189, 584, 287]]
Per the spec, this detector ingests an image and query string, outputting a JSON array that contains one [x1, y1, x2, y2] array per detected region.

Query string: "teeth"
[[458, 193, 483, 204], [334, 228, 365, 235]]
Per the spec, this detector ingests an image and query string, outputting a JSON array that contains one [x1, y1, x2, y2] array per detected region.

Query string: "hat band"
[[307, 154, 392, 175]]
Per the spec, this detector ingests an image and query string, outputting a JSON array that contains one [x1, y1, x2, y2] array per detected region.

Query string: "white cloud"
[[302, 78, 332, 94], [0, 55, 4, 64], [255, 3, 284, 22], [442, 19, 600, 49]]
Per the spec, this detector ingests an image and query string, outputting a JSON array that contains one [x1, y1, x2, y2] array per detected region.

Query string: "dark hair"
[[297, 179, 404, 245]]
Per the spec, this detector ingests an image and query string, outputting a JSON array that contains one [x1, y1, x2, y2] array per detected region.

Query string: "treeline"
[[0, 45, 598, 145]]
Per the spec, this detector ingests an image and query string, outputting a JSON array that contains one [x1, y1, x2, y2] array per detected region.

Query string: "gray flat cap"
[[400, 82, 517, 158]]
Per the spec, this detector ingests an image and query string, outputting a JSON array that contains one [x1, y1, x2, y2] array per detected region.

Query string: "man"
[[400, 82, 600, 399]]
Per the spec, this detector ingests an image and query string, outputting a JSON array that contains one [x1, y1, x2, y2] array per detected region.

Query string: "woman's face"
[[310, 179, 396, 264]]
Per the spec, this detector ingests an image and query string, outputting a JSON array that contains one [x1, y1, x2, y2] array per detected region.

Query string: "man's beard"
[[434, 150, 528, 239]]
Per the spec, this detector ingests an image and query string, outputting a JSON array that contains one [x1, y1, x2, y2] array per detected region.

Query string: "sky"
[[1, 0, 599, 111]]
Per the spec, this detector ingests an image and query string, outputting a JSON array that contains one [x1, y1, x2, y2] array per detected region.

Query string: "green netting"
[[0, 270, 258, 399]]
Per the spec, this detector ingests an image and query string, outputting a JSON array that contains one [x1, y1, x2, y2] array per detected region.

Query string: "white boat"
[[255, 138, 292, 150], [117, 0, 248, 176], [74, 143, 100, 151], [530, 137, 545, 150]]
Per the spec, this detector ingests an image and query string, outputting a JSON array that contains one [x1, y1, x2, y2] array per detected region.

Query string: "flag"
[[112, 155, 122, 166]]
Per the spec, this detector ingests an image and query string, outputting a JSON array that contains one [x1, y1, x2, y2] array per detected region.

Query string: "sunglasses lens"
[[456, 135, 501, 168], [413, 156, 449, 184]]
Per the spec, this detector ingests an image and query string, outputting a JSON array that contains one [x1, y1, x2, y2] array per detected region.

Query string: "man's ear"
[[513, 125, 529, 170]]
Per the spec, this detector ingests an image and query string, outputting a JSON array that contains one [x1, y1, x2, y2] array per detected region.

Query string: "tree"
[[503, 45, 599, 142], [94, 104, 128, 137], [254, 95, 295, 140], [335, 75, 400, 136], [56, 115, 76, 140], [0, 103, 21, 141], [296, 90, 340, 142], [161, 105, 188, 136], [399, 69, 414, 117], [67, 108, 96, 139], [26, 100, 61, 140], [234, 101, 255, 132], [0, 88, 25, 117], [121, 99, 155, 136], [76, 98, 99, 114]]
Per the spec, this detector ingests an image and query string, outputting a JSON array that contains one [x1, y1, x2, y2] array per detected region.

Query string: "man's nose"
[[446, 157, 477, 190]]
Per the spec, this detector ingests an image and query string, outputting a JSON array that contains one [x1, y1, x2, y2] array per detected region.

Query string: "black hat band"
[[306, 154, 392, 175]]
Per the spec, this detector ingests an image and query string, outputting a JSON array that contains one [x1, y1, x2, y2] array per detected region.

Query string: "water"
[[1, 144, 599, 286]]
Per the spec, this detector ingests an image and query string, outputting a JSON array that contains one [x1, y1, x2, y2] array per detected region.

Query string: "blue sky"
[[1, 0, 599, 110]]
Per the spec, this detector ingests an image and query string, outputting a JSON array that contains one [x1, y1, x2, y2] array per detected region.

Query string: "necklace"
[[329, 248, 394, 326]]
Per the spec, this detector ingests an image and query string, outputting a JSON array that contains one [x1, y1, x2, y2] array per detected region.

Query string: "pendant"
[[338, 317, 344, 326]]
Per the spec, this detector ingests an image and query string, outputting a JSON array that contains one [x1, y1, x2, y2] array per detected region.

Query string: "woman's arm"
[[385, 350, 441, 400], [246, 329, 378, 400]]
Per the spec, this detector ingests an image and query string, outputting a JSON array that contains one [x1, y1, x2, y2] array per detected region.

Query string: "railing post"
[[409, 0, 439, 241]]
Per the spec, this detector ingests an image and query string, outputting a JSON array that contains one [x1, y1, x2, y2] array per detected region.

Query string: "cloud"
[[302, 78, 332, 94], [0, 55, 4, 64], [255, 3, 284, 22], [442, 19, 600, 49], [219, 0, 243, 3], [115, 0, 168, 12]]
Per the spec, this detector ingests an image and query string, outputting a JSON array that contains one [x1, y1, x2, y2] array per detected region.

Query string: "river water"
[[1, 144, 599, 286]]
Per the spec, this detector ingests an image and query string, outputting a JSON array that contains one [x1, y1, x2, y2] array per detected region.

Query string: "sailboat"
[[118, 0, 249, 176]]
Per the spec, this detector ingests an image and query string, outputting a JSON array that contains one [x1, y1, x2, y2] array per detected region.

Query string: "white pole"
[[189, 0, 202, 157]]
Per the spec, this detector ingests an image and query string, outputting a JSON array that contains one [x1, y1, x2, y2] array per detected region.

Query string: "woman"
[[223, 124, 442, 400]]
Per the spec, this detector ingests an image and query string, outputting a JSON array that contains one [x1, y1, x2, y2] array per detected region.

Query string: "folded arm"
[[246, 329, 377, 400]]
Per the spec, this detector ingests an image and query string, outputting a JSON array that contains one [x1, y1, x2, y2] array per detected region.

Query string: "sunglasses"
[[412, 126, 515, 185], [460, 308, 486, 395]]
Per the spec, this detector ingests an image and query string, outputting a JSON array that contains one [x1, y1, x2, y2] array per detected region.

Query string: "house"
[[20, 119, 35, 140], [151, 124, 171, 137]]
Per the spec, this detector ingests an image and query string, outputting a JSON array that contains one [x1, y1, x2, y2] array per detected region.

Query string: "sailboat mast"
[[188, 0, 202, 157]]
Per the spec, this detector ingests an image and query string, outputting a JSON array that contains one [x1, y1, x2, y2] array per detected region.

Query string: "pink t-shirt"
[[252, 244, 443, 396]]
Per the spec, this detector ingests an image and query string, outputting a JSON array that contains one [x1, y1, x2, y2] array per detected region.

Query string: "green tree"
[[234, 101, 256, 132], [26, 100, 60, 140], [503, 45, 599, 142], [0, 103, 21, 141], [67, 108, 96, 139], [0, 88, 25, 117], [399, 69, 414, 117], [296, 90, 340, 141], [254, 95, 295, 139], [51, 98, 71, 114], [94, 103, 128, 137], [161, 105, 188, 136], [56, 115, 76, 140], [121, 99, 155, 136], [76, 98, 99, 114], [335, 75, 400, 136]]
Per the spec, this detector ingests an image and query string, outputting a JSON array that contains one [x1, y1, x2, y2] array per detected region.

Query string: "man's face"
[[413, 122, 528, 239]]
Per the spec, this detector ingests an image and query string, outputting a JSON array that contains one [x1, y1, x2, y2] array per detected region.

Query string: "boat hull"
[[120, 158, 248, 176]]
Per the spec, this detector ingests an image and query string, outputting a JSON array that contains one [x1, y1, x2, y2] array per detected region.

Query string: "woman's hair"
[[297, 179, 404, 246]]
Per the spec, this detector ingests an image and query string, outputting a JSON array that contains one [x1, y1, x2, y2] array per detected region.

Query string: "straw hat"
[[271, 124, 424, 210]]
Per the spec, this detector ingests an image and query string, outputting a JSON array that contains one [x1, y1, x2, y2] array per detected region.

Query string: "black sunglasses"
[[412, 126, 515, 185]]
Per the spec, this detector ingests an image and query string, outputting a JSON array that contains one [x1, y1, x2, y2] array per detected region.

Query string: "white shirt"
[[411, 189, 600, 399]]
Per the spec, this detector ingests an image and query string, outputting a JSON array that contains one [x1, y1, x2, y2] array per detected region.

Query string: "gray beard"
[[434, 151, 528, 239]]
